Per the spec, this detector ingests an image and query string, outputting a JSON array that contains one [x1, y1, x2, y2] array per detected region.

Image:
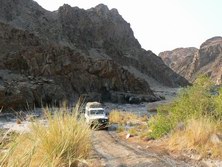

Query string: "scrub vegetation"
[[149, 75, 222, 158]]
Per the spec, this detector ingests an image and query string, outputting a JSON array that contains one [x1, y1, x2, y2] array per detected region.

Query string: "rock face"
[[159, 37, 222, 84], [0, 0, 188, 110], [159, 47, 199, 81]]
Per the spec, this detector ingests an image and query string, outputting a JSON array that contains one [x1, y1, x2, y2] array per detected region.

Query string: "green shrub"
[[148, 111, 172, 139], [148, 75, 220, 139], [213, 87, 222, 120]]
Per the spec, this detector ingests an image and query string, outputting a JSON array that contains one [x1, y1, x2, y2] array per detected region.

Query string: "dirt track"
[[92, 129, 204, 167]]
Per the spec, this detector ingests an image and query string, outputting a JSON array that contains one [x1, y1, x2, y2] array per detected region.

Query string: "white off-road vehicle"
[[84, 102, 109, 129]]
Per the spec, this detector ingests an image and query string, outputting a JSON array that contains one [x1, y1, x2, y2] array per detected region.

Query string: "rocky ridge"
[[159, 47, 199, 81], [159, 37, 222, 83], [0, 0, 188, 110]]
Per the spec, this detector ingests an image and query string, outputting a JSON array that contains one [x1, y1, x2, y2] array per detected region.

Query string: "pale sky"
[[34, 0, 222, 54]]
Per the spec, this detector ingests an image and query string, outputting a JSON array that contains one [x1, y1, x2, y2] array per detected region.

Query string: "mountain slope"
[[159, 47, 199, 81], [0, 0, 188, 110]]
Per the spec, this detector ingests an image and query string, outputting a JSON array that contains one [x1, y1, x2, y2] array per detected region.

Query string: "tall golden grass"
[[0, 104, 92, 167], [167, 118, 222, 158], [109, 110, 138, 125]]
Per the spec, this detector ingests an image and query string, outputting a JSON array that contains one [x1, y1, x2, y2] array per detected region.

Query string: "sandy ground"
[[91, 129, 204, 167]]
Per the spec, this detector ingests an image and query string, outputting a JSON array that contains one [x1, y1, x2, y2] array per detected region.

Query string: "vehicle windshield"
[[90, 109, 105, 115]]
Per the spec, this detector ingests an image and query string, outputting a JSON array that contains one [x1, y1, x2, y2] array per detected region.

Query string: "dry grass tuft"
[[167, 118, 222, 158], [109, 110, 149, 138], [109, 109, 139, 125], [0, 104, 92, 167]]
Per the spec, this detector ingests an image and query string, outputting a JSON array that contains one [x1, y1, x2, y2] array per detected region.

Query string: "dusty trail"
[[92, 129, 202, 167]]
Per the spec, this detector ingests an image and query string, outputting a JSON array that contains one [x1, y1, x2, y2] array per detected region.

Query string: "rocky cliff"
[[0, 0, 188, 110], [159, 47, 199, 81], [159, 37, 222, 84]]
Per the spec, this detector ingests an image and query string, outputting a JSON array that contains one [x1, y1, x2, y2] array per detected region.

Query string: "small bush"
[[0, 104, 92, 167], [109, 110, 138, 125], [109, 110, 123, 124], [148, 111, 173, 139], [128, 127, 138, 136]]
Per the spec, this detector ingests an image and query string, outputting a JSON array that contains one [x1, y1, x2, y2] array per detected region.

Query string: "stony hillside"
[[0, 0, 188, 110], [159, 37, 222, 84], [159, 47, 199, 81], [197, 37, 222, 84]]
